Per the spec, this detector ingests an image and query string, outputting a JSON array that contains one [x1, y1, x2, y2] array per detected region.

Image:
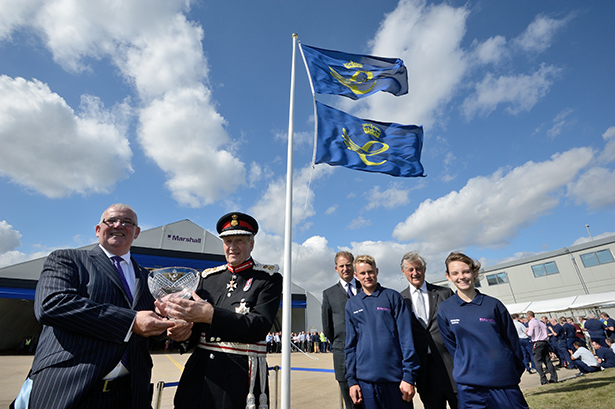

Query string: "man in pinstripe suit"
[[28, 204, 175, 409]]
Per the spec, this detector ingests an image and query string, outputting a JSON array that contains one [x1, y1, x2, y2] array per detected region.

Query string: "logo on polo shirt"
[[450, 319, 460, 325]]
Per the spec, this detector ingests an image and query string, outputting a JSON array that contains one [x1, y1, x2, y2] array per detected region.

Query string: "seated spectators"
[[569, 340, 602, 376], [592, 340, 615, 368]]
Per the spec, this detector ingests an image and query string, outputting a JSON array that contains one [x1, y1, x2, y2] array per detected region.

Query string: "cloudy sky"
[[1, 0, 614, 299]]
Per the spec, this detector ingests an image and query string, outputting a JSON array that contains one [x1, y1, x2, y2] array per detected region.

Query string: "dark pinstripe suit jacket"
[[29, 245, 155, 409], [321, 281, 360, 382]]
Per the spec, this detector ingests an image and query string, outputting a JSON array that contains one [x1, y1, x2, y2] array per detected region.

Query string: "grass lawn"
[[524, 368, 615, 409]]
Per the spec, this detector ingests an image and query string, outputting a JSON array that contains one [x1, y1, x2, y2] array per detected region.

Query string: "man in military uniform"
[[161, 212, 283, 409]]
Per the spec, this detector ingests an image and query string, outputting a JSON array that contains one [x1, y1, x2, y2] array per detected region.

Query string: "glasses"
[[102, 218, 136, 227]]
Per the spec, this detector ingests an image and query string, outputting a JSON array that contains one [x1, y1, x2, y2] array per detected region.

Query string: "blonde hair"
[[354, 254, 376, 270]]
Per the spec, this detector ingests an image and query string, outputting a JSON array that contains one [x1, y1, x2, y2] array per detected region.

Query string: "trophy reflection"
[[148, 267, 199, 322]]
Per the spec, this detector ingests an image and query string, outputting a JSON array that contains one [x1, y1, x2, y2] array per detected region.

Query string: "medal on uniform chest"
[[243, 277, 253, 292], [235, 298, 250, 314], [226, 273, 238, 297]]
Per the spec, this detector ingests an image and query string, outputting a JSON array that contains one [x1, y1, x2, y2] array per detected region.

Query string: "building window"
[[486, 272, 509, 286], [531, 261, 559, 278], [580, 249, 615, 268]]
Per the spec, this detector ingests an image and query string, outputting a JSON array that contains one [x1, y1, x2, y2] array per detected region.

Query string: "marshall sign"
[[167, 234, 202, 244]]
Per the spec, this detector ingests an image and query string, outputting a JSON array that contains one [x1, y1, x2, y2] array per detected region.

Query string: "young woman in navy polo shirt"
[[437, 252, 529, 409]]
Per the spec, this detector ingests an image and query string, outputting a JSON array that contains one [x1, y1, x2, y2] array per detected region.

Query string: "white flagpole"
[[281, 32, 298, 409]]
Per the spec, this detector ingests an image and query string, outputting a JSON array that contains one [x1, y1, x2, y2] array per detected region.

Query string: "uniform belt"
[[198, 337, 267, 356], [94, 375, 131, 392]]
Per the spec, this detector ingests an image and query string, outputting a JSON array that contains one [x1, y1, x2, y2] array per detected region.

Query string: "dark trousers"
[[357, 381, 412, 409], [575, 360, 601, 374], [518, 338, 535, 371], [456, 384, 528, 409], [532, 340, 558, 384], [416, 352, 458, 409], [553, 339, 571, 367]]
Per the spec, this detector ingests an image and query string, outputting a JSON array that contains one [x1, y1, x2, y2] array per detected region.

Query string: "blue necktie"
[[346, 283, 354, 298], [112, 256, 133, 304], [111, 256, 132, 371]]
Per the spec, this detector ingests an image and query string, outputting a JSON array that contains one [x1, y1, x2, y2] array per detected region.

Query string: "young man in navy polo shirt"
[[345, 255, 420, 409]]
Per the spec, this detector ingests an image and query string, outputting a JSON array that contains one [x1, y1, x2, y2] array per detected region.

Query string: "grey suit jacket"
[[401, 282, 456, 392], [29, 246, 155, 409], [321, 281, 360, 382]]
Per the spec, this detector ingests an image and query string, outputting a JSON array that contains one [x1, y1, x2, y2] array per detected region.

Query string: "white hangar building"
[[434, 235, 615, 316]]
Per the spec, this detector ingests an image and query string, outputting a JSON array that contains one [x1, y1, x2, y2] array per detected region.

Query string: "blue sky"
[[1, 0, 614, 298]]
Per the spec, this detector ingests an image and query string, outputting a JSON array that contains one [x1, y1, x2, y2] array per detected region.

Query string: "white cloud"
[[513, 14, 570, 54], [572, 232, 615, 246], [33, 0, 193, 75], [345, 240, 440, 290], [568, 167, 615, 210], [250, 164, 335, 236], [599, 126, 615, 163], [138, 86, 245, 207], [1, 0, 246, 207], [325, 205, 338, 215], [393, 147, 595, 252], [462, 63, 561, 119], [473, 35, 507, 65], [254, 233, 439, 299], [348, 216, 371, 230], [0, 221, 22, 254], [275, 130, 314, 148], [0, 76, 132, 197], [353, 0, 469, 129], [252, 233, 335, 300], [603, 126, 615, 140], [364, 185, 410, 210], [547, 108, 573, 139], [0, 0, 40, 41], [248, 162, 263, 187], [441, 151, 457, 182]]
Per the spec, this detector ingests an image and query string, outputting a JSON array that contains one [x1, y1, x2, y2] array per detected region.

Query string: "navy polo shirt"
[[596, 347, 615, 368], [437, 291, 525, 387], [345, 284, 420, 386]]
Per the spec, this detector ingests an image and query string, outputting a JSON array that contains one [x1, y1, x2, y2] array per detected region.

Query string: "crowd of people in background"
[[265, 331, 332, 353], [513, 311, 615, 382]]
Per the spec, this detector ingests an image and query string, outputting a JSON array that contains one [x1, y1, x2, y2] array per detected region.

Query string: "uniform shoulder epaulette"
[[252, 260, 280, 275], [201, 264, 227, 278]]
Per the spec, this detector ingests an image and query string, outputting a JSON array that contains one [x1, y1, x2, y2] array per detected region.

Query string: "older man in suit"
[[322, 251, 362, 409], [399, 251, 457, 409], [28, 204, 175, 409]]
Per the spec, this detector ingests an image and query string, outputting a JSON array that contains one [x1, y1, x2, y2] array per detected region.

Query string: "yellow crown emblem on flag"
[[343, 61, 363, 69], [362, 123, 381, 138]]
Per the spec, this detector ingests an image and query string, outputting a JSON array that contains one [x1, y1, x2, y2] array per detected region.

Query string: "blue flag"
[[315, 102, 425, 177], [302, 44, 408, 100]]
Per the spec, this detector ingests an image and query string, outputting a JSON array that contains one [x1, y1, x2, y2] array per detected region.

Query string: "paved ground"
[[1, 351, 578, 408]]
